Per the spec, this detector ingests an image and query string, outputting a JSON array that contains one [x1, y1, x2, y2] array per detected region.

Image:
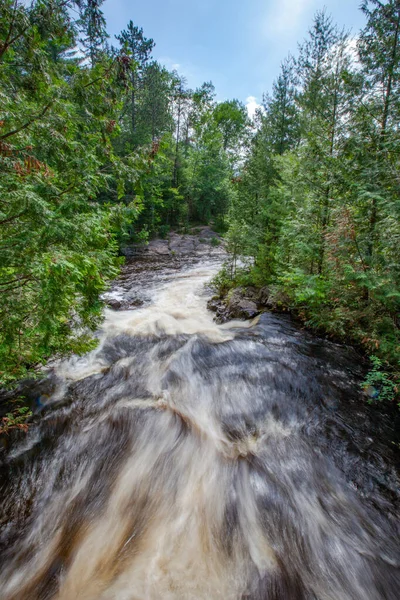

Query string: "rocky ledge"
[[103, 226, 224, 311], [207, 286, 277, 323], [122, 226, 222, 259]]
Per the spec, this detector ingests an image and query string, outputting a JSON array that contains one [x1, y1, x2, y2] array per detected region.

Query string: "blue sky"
[[103, 0, 366, 114]]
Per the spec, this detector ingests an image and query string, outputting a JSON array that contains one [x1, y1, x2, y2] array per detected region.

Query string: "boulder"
[[258, 286, 271, 306], [207, 298, 221, 313], [130, 298, 144, 307], [107, 299, 122, 310], [233, 299, 259, 319], [244, 286, 259, 300], [227, 289, 259, 320]]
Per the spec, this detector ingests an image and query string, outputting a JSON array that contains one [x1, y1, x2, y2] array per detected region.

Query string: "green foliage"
[[0, 400, 32, 434], [362, 356, 397, 405], [182, 118, 237, 223], [0, 0, 252, 386], [213, 99, 250, 156], [0, 0, 149, 385], [210, 266, 234, 298], [78, 0, 108, 65], [158, 224, 170, 239], [223, 3, 400, 405], [278, 270, 328, 308]]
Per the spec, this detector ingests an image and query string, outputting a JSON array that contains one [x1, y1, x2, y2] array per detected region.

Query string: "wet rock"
[[231, 299, 259, 319], [207, 297, 222, 313], [206, 299, 227, 323], [107, 299, 122, 310], [107, 296, 145, 311], [227, 289, 259, 319], [120, 246, 144, 258], [119, 228, 224, 264], [267, 289, 291, 309], [129, 298, 144, 307], [197, 241, 209, 248], [169, 234, 197, 255], [197, 226, 220, 240], [177, 240, 196, 255], [208, 288, 260, 322], [207, 297, 231, 323], [148, 239, 170, 255], [244, 286, 259, 301], [107, 228, 226, 314], [258, 286, 271, 306]]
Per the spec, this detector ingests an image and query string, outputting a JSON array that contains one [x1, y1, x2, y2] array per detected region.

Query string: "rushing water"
[[0, 254, 399, 600]]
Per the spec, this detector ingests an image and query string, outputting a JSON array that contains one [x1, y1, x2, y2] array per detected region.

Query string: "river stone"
[[107, 299, 122, 310], [127, 297, 144, 308], [207, 298, 221, 313], [235, 299, 259, 319], [177, 240, 196, 254], [197, 226, 219, 239], [227, 290, 259, 320], [169, 234, 197, 255], [244, 286, 258, 300]]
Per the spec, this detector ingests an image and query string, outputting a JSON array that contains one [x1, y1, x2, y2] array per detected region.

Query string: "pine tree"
[[116, 22, 154, 142], [78, 0, 108, 65], [263, 56, 300, 155], [137, 61, 174, 143]]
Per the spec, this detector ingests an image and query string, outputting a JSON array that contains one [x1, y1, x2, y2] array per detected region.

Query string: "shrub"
[[362, 356, 398, 405]]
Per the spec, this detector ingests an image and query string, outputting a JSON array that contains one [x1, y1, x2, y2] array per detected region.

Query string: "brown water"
[[0, 256, 399, 600]]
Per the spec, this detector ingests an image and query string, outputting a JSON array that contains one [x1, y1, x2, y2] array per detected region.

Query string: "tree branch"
[[0, 274, 31, 287], [0, 210, 27, 226], [0, 103, 52, 141]]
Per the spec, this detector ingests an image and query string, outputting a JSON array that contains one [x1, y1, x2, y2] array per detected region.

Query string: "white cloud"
[[157, 55, 199, 85], [158, 56, 182, 72], [264, 0, 316, 37], [246, 96, 261, 119]]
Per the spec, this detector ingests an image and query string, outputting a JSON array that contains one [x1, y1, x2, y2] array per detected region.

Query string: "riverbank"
[[0, 227, 225, 439], [208, 277, 400, 408], [207, 282, 400, 492]]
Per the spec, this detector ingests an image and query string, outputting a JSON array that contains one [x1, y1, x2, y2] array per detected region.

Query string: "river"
[[0, 240, 399, 600]]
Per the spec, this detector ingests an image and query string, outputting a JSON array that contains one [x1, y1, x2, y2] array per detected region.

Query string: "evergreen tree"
[[116, 22, 154, 142], [171, 74, 191, 188], [262, 56, 300, 156], [78, 0, 108, 65], [0, 0, 145, 384], [137, 61, 174, 143]]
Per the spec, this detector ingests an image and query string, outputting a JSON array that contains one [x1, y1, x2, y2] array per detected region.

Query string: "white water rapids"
[[0, 255, 399, 600]]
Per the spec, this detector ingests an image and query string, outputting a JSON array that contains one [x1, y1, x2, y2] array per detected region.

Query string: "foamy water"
[[0, 259, 399, 600]]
